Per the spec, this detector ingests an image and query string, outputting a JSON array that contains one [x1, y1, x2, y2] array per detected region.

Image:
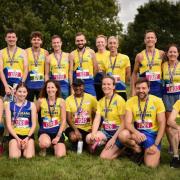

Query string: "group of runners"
[[0, 29, 179, 168]]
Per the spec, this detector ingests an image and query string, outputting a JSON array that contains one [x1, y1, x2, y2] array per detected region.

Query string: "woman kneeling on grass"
[[5, 82, 36, 158], [86, 76, 126, 159], [36, 80, 66, 157]]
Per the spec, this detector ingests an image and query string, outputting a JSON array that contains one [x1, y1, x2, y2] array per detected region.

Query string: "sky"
[[118, 0, 179, 32]]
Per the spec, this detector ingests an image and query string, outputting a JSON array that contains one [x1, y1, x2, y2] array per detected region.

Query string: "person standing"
[[131, 30, 164, 98], [69, 32, 98, 96], [45, 35, 69, 99], [26, 31, 49, 101], [0, 29, 28, 97]]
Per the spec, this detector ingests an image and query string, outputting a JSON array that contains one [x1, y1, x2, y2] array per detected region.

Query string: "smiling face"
[[96, 37, 107, 51], [108, 37, 118, 53], [46, 82, 58, 98], [75, 35, 86, 50], [167, 46, 179, 62], [144, 32, 157, 48], [73, 84, 84, 97], [135, 82, 150, 101], [52, 37, 62, 52], [31, 36, 42, 49], [102, 77, 115, 96], [5, 32, 17, 47], [15, 86, 28, 102]]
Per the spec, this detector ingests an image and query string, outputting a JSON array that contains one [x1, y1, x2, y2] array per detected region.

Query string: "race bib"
[[53, 73, 66, 81], [146, 72, 160, 81], [43, 117, 59, 129], [112, 75, 120, 83], [135, 120, 153, 130], [8, 69, 22, 78], [102, 121, 118, 131], [30, 73, 44, 81], [166, 83, 180, 93], [76, 69, 89, 79], [14, 117, 29, 128], [74, 111, 90, 125]]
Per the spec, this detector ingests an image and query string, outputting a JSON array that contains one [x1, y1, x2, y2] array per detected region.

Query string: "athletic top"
[[10, 101, 32, 135], [26, 48, 46, 89], [162, 61, 180, 95], [49, 52, 69, 83], [1, 47, 24, 86], [106, 53, 130, 92], [126, 95, 165, 134], [39, 98, 62, 134], [95, 50, 109, 72], [173, 100, 180, 112], [66, 93, 97, 132], [97, 94, 125, 132], [72, 47, 94, 79]]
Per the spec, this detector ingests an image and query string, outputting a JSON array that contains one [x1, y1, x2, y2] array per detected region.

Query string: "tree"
[[0, 0, 122, 51], [121, 0, 180, 67]]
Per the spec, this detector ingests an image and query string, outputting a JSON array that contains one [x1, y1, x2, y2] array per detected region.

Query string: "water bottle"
[[77, 140, 83, 154]]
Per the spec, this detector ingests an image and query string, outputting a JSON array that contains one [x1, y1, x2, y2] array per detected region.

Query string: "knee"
[[85, 133, 91, 144], [118, 129, 130, 142], [24, 154, 34, 159], [9, 153, 21, 159], [144, 161, 159, 168], [69, 133, 78, 142], [39, 140, 51, 148]]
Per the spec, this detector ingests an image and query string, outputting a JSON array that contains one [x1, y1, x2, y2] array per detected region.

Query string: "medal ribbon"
[[7, 47, 17, 66], [109, 55, 117, 73], [13, 101, 26, 121], [138, 95, 149, 123], [54, 51, 63, 68], [78, 48, 86, 68], [145, 49, 156, 70], [31, 48, 40, 67], [47, 99, 57, 120], [74, 94, 84, 115], [168, 61, 178, 84], [105, 93, 115, 119]]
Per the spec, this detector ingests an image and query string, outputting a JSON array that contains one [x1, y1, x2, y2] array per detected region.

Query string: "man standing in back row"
[[0, 29, 28, 97], [131, 30, 164, 98], [69, 32, 98, 96]]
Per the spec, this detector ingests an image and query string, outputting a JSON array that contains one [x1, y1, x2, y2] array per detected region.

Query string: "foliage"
[[121, 0, 180, 67], [0, 0, 122, 52]]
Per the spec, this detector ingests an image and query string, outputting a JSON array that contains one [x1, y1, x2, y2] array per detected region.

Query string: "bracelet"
[[154, 143, 159, 147]]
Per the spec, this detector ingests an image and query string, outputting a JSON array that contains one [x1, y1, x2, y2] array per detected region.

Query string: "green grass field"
[[1, 135, 180, 180]]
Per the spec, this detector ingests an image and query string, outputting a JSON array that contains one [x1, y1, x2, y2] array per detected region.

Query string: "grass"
[[1, 136, 180, 180]]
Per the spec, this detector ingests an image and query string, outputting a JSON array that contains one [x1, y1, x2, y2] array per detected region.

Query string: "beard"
[[137, 92, 148, 101], [77, 44, 85, 50]]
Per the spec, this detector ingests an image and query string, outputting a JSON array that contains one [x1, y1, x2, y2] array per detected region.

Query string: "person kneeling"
[[5, 83, 36, 159]]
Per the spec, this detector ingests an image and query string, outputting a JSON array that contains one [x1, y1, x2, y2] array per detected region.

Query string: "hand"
[[133, 131, 147, 144], [177, 126, 180, 139], [5, 85, 11, 95], [52, 136, 60, 145], [105, 138, 115, 150], [90, 133, 97, 142], [16, 138, 23, 149], [146, 144, 158, 155], [70, 87, 74, 95], [74, 129, 82, 140], [21, 137, 29, 149]]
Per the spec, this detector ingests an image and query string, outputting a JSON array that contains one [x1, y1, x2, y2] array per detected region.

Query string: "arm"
[[5, 102, 22, 148], [0, 99, 3, 124], [125, 110, 146, 143], [90, 50, 98, 76], [22, 50, 28, 82], [125, 66, 131, 85], [68, 53, 74, 94], [131, 53, 141, 96], [45, 55, 50, 81], [35, 98, 42, 113], [52, 99, 66, 144], [91, 113, 101, 139], [0, 51, 11, 94]]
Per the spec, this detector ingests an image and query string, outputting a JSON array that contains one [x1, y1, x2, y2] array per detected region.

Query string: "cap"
[[72, 79, 84, 86]]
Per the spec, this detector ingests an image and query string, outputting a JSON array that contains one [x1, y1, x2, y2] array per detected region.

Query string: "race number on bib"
[[112, 75, 120, 83], [135, 120, 153, 130], [102, 121, 118, 131], [14, 117, 29, 128], [166, 83, 180, 93], [74, 111, 90, 125], [146, 72, 160, 81], [76, 69, 89, 79], [30, 73, 43, 81], [8, 69, 22, 78], [53, 73, 66, 81], [43, 117, 59, 129]]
